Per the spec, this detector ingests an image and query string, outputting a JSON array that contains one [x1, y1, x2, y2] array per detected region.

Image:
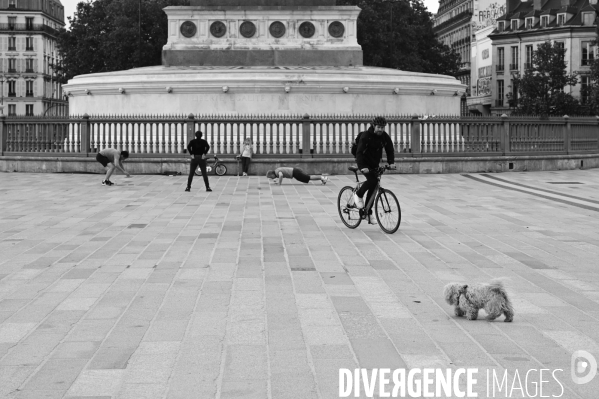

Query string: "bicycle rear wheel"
[[215, 164, 227, 176], [375, 189, 401, 234], [194, 165, 203, 176], [337, 186, 362, 229]]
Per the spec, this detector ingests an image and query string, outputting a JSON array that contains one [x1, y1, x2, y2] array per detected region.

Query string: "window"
[[8, 37, 16, 51], [497, 47, 505, 72], [26, 37, 33, 51], [8, 17, 16, 30], [498, 21, 505, 32], [581, 76, 590, 104], [8, 58, 16, 73], [26, 104, 33, 116], [26, 17, 34, 30], [541, 16, 548, 27], [26, 80, 34, 96], [511, 19, 518, 30], [525, 45, 533, 69], [525, 18, 533, 29], [511, 46, 519, 70], [582, 41, 595, 66], [557, 14, 565, 26], [8, 104, 16, 116], [497, 80, 504, 107], [8, 81, 16, 97], [555, 41, 565, 49], [583, 12, 595, 26], [26, 59, 34, 72], [9, 0, 15, 8]]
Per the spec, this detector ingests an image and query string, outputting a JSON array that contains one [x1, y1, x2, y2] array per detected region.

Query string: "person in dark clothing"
[[353, 116, 396, 209], [186, 131, 212, 192]]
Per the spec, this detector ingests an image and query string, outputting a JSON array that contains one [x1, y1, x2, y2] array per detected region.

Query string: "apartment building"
[[0, 0, 67, 116], [434, 0, 475, 93], [489, 0, 597, 114]]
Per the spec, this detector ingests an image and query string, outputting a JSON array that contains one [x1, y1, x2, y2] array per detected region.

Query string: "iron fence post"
[[186, 114, 194, 154], [410, 115, 421, 154], [563, 115, 570, 154], [501, 114, 509, 155], [301, 114, 311, 158], [80, 113, 90, 154]]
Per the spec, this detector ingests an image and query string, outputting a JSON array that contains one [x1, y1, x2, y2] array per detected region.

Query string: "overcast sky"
[[60, 0, 441, 29]]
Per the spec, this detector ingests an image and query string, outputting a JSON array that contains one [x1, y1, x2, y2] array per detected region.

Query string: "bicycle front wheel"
[[375, 189, 401, 234], [215, 164, 227, 176], [338, 186, 362, 229]]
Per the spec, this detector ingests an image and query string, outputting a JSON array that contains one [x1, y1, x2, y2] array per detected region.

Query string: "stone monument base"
[[64, 65, 465, 116]]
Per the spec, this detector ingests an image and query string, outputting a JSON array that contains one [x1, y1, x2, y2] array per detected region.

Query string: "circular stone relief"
[[240, 21, 256, 38], [210, 21, 227, 38], [180, 21, 197, 38], [298, 21, 315, 38], [328, 21, 345, 38], [269, 21, 286, 38]]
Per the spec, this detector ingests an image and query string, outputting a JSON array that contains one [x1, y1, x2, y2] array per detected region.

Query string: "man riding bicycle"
[[352, 116, 396, 209]]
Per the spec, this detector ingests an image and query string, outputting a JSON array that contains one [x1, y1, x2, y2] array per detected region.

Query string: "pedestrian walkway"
[[0, 170, 598, 399]]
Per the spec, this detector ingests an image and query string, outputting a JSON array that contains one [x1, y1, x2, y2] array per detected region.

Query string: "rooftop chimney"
[[534, 0, 542, 10]]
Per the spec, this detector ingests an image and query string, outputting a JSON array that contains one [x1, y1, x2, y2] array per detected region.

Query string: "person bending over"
[[266, 167, 328, 185], [352, 116, 396, 209], [96, 148, 130, 186]]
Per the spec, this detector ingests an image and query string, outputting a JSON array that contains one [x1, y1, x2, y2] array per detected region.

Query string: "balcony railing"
[[495, 99, 504, 107], [8, 68, 16, 73], [25, 68, 34, 73], [0, 23, 59, 35], [26, 92, 34, 97], [581, 58, 594, 66], [8, 92, 16, 97], [496, 65, 505, 72], [26, 46, 33, 51], [8, 46, 16, 51], [509, 63, 519, 71], [524, 62, 533, 70]]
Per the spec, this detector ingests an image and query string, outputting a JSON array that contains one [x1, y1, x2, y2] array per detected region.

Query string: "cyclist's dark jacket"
[[187, 138, 210, 156], [354, 126, 395, 170]]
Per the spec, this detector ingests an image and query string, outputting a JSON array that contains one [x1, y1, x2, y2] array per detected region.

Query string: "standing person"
[[186, 131, 212, 192], [266, 167, 328, 185], [95, 148, 130, 186], [352, 116, 396, 208], [240, 138, 253, 176]]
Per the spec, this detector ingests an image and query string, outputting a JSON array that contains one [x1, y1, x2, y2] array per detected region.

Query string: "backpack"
[[351, 133, 362, 157]]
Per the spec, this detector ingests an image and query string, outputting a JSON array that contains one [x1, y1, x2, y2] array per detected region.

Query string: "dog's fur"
[[444, 280, 514, 322]]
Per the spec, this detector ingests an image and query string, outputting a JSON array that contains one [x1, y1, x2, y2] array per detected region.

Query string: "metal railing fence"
[[1, 114, 598, 158]]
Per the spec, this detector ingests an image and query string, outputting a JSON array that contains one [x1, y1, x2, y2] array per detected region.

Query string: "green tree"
[[510, 41, 579, 116], [338, 0, 461, 76], [56, 0, 188, 83]]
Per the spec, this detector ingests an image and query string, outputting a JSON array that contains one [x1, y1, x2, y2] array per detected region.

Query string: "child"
[[266, 167, 328, 185], [241, 138, 253, 176]]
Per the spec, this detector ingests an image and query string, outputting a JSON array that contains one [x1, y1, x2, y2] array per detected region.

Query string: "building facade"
[[489, 0, 598, 114], [434, 0, 475, 93], [0, 0, 67, 116]]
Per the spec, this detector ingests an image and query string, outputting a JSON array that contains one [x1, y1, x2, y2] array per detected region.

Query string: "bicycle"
[[194, 156, 227, 176], [337, 165, 401, 234]]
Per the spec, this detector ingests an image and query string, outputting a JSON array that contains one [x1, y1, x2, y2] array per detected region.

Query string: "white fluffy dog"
[[444, 280, 514, 322]]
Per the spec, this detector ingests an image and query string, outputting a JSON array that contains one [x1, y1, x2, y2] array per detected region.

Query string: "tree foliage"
[[510, 41, 579, 116], [338, 0, 461, 76], [55, 0, 188, 83]]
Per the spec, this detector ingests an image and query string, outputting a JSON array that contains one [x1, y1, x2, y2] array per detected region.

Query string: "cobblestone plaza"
[[0, 170, 598, 398]]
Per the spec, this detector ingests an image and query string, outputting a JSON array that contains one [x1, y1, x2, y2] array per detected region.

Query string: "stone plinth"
[[162, 6, 362, 66], [63, 65, 465, 116]]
